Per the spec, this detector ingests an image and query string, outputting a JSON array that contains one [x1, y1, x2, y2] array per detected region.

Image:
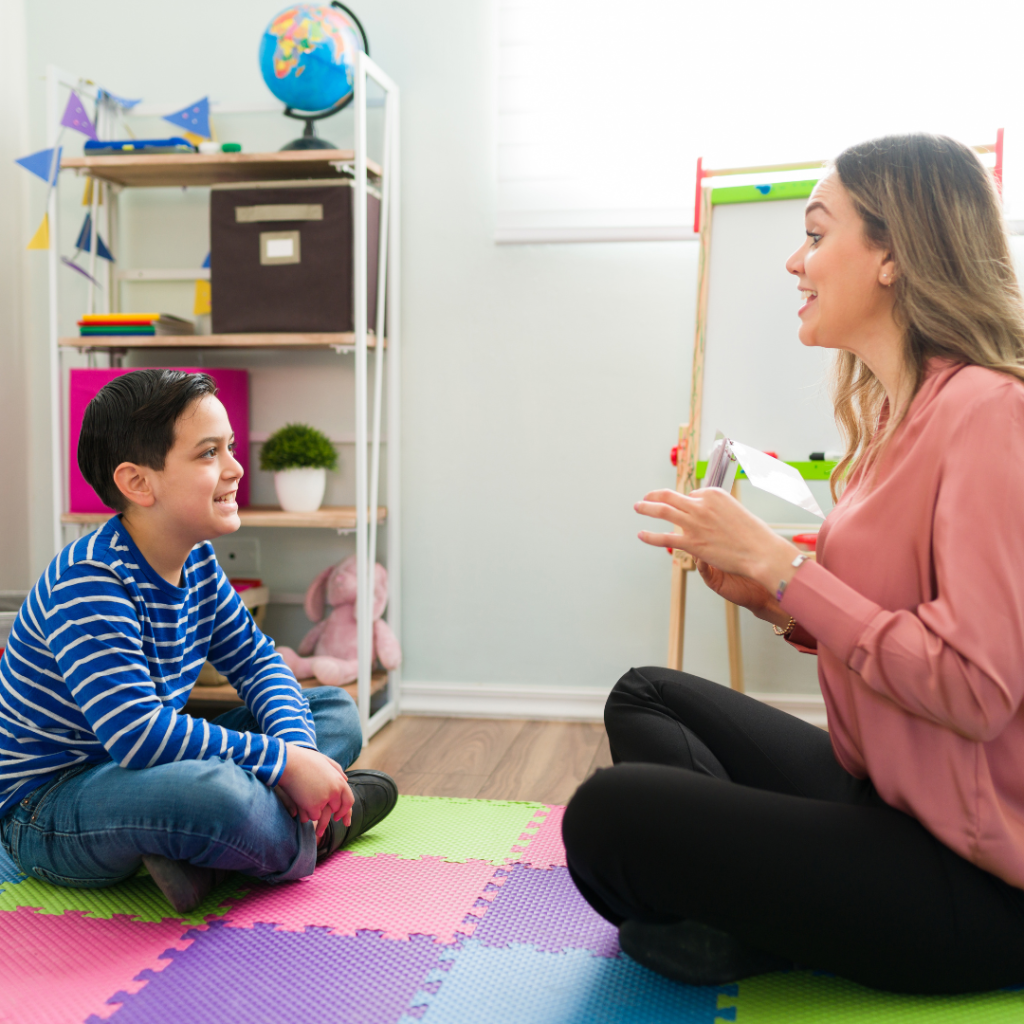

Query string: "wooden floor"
[[350, 716, 613, 804]]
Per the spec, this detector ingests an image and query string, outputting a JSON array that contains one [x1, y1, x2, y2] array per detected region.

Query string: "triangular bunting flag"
[[201, 251, 211, 268], [15, 147, 62, 185], [61, 257, 103, 287], [194, 279, 211, 316], [162, 97, 210, 139], [73, 213, 114, 261], [99, 89, 141, 111], [26, 214, 49, 250], [81, 178, 105, 206], [61, 91, 98, 140]]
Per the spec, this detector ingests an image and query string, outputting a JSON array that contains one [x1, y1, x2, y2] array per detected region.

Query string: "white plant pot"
[[274, 468, 326, 513]]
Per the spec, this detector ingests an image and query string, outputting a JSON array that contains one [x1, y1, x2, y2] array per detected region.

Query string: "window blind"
[[496, 0, 1021, 243]]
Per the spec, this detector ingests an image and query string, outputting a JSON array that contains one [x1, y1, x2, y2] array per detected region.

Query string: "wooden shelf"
[[61, 333, 381, 351], [61, 506, 388, 529], [187, 670, 389, 710], [61, 149, 382, 189]]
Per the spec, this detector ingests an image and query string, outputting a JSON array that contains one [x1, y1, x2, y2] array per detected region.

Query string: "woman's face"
[[785, 172, 896, 352]]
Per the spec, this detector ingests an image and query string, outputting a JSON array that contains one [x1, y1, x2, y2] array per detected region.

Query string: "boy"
[[0, 370, 396, 913]]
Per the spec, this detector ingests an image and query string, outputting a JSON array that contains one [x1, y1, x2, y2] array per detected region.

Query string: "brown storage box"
[[210, 179, 380, 334]]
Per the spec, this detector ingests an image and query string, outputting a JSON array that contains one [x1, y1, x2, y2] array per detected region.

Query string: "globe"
[[259, 4, 363, 114]]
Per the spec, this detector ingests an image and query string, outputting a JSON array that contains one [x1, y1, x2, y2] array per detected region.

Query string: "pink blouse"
[[781, 359, 1024, 889]]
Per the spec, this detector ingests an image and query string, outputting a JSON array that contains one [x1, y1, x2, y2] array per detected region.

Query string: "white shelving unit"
[[43, 59, 401, 742]]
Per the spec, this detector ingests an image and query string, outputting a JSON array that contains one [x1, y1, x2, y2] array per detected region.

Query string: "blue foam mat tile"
[[398, 939, 732, 1024], [0, 842, 21, 886]]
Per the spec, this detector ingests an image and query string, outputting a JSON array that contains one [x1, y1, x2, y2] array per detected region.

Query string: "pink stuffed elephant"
[[277, 555, 402, 686]]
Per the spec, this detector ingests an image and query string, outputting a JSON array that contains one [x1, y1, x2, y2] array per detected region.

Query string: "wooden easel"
[[668, 181, 744, 682], [668, 135, 1005, 690]]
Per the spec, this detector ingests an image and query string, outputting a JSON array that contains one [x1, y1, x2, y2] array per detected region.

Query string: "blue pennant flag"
[[74, 213, 114, 261], [99, 89, 141, 111], [201, 251, 211, 268], [15, 147, 62, 185], [162, 97, 210, 139]]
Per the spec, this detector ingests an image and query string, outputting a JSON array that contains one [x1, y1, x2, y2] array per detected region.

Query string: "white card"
[[717, 438, 825, 519]]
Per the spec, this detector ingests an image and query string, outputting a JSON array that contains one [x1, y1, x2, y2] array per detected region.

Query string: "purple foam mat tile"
[[92, 921, 446, 1024], [471, 863, 620, 957]]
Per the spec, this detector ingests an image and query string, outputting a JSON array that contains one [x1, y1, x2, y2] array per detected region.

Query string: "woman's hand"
[[696, 559, 793, 628], [695, 559, 771, 613], [636, 487, 801, 597]]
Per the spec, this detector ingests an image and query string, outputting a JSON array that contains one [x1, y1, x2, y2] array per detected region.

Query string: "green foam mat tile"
[[728, 971, 1024, 1022], [0, 869, 249, 926], [345, 795, 548, 863]]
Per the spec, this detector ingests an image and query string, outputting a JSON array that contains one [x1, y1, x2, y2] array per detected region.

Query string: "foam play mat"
[[2, 796, 1023, 1023]]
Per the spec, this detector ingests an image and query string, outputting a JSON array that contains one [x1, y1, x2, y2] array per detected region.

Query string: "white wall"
[[35, 0, 1009, 699]]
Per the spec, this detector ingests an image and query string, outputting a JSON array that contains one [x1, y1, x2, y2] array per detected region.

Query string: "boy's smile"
[[154, 394, 244, 542]]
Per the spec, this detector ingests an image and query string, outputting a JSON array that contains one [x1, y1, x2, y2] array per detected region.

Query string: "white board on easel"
[[699, 197, 841, 461]]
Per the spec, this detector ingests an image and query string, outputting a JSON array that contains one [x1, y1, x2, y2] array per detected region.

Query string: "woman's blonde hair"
[[829, 133, 1024, 499]]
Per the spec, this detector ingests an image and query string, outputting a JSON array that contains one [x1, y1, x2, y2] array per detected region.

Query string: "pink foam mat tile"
[[0, 907, 197, 1024], [518, 804, 567, 869], [220, 852, 505, 944]]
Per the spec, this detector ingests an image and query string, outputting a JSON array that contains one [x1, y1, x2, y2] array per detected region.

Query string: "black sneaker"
[[619, 918, 792, 985], [142, 854, 230, 915], [317, 769, 398, 861]]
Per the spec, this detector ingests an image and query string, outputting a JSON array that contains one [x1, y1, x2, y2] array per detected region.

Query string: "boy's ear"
[[112, 462, 156, 510]]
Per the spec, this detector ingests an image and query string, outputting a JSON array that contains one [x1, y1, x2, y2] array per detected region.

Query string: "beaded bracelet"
[[773, 616, 797, 638]]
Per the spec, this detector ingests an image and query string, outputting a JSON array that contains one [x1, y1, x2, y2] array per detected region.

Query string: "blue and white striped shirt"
[[0, 517, 317, 819]]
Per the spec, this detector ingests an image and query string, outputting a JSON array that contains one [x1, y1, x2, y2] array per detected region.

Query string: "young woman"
[[562, 134, 1024, 995]]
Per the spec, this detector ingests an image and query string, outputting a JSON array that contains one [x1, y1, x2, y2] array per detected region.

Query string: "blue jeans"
[[0, 687, 361, 888]]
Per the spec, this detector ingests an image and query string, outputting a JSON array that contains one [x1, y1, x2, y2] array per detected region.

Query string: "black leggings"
[[562, 667, 1024, 994]]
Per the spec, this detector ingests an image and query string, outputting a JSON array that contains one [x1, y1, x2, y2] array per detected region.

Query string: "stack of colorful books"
[[78, 313, 195, 337]]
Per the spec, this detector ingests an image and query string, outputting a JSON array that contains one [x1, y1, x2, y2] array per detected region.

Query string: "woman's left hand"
[[635, 487, 799, 594]]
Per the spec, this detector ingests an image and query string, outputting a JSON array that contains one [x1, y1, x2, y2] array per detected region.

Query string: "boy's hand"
[[276, 743, 354, 839]]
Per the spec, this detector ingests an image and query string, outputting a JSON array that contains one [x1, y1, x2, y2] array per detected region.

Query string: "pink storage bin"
[[69, 368, 250, 513]]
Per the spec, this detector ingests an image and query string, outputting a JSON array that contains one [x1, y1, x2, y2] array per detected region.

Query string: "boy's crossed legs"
[[0, 688, 387, 902]]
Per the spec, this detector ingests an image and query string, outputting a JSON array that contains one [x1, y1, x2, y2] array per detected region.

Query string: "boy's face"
[[147, 395, 244, 540]]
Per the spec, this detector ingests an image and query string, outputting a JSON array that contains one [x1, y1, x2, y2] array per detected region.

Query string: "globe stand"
[[281, 116, 338, 151]]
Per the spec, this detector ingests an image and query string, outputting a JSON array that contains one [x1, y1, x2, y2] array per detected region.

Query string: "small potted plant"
[[260, 423, 338, 513]]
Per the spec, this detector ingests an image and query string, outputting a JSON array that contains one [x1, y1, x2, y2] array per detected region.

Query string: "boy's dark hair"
[[79, 370, 218, 512]]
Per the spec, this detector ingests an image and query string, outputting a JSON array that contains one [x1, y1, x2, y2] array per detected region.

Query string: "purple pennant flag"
[[61, 256, 103, 287], [162, 97, 211, 139], [61, 91, 98, 140]]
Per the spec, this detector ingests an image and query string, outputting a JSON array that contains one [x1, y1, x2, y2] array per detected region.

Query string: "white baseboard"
[[400, 681, 611, 722], [399, 681, 827, 727]]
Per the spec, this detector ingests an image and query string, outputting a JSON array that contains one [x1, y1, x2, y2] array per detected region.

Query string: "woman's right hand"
[[696, 558, 791, 628]]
